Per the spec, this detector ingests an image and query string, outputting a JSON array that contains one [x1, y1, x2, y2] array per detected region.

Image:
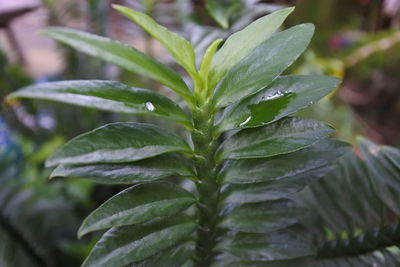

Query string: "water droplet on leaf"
[[145, 102, 155, 111], [239, 116, 252, 126], [263, 91, 284, 100]]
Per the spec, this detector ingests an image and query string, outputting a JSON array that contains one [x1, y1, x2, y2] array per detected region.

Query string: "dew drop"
[[264, 91, 284, 101], [145, 102, 155, 111], [239, 116, 252, 126]]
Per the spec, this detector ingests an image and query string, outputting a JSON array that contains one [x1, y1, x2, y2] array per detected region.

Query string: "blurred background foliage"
[[0, 0, 399, 266]]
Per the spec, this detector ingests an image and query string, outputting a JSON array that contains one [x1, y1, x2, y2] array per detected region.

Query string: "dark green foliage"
[[302, 137, 400, 265], [0, 122, 83, 267], [8, 6, 349, 266]]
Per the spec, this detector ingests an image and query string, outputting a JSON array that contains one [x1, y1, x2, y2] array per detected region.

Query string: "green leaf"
[[216, 231, 314, 262], [214, 255, 313, 266], [222, 165, 334, 204], [199, 39, 223, 94], [216, 117, 334, 162], [40, 27, 193, 103], [46, 122, 192, 167], [219, 199, 305, 233], [205, 0, 242, 29], [50, 154, 193, 184], [219, 139, 350, 184], [358, 137, 400, 214], [133, 242, 196, 267], [218, 75, 341, 131], [78, 182, 195, 237], [300, 138, 400, 264], [7, 80, 192, 128], [82, 216, 196, 267], [213, 24, 314, 108], [113, 5, 197, 75], [382, 145, 400, 169], [208, 7, 294, 90]]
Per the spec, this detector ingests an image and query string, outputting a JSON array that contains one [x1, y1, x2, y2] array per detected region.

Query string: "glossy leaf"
[[216, 117, 334, 162], [213, 24, 314, 108], [216, 231, 314, 262], [41, 27, 193, 102], [113, 5, 197, 75], [209, 7, 294, 90], [51, 154, 193, 184], [133, 242, 195, 267], [222, 165, 334, 204], [220, 199, 305, 233], [78, 182, 195, 237], [7, 80, 192, 128], [218, 75, 341, 131], [82, 216, 196, 267], [46, 122, 192, 167], [219, 139, 350, 184], [214, 255, 312, 267]]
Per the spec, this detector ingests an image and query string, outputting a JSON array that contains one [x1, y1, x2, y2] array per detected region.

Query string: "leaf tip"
[[38, 27, 57, 37], [111, 4, 124, 11], [112, 4, 137, 17], [49, 168, 60, 180], [4, 93, 16, 102], [77, 227, 87, 239], [332, 76, 342, 86], [283, 6, 295, 14]]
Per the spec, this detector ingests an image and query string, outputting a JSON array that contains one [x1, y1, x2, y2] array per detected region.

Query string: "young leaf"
[[216, 117, 334, 162], [219, 199, 305, 233], [208, 7, 294, 90], [219, 139, 350, 184], [46, 122, 192, 167], [51, 154, 193, 184], [218, 75, 341, 131], [7, 80, 192, 128], [214, 23, 315, 108], [113, 5, 197, 75], [82, 216, 196, 267], [41, 27, 194, 103], [78, 182, 196, 237], [199, 39, 223, 95]]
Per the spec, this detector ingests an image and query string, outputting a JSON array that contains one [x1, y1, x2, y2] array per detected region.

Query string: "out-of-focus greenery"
[[0, 50, 32, 101], [0, 118, 95, 266]]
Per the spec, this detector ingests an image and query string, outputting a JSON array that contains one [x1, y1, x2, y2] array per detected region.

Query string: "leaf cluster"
[[8, 6, 349, 266]]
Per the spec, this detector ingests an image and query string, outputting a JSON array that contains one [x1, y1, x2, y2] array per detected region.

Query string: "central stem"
[[192, 101, 220, 266]]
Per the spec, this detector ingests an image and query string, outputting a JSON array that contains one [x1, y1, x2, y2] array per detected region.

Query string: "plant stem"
[[192, 101, 220, 265]]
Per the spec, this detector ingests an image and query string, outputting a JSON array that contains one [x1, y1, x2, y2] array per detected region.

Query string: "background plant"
[[0, 118, 91, 267], [8, 5, 352, 266], [302, 137, 400, 265]]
